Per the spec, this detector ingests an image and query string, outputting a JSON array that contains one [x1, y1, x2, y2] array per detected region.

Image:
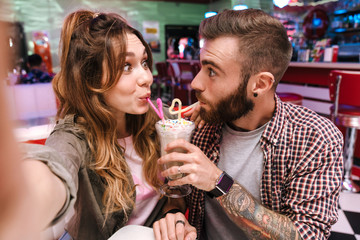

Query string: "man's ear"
[[251, 72, 275, 95]]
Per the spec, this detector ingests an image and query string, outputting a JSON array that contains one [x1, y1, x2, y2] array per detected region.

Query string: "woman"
[[22, 10, 185, 239]]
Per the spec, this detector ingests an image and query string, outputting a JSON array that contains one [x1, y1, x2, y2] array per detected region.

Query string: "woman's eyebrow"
[[125, 52, 135, 57], [125, 49, 147, 57]]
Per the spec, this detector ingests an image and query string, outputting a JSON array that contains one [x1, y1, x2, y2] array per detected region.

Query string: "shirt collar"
[[261, 94, 285, 146]]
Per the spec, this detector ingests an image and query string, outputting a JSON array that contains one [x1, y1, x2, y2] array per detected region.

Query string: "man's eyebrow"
[[201, 60, 225, 74]]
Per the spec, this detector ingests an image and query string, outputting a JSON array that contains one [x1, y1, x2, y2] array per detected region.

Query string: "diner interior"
[[1, 0, 360, 239]]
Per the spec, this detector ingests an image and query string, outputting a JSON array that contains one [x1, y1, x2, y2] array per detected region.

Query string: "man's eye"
[[209, 68, 216, 77], [124, 63, 131, 72]]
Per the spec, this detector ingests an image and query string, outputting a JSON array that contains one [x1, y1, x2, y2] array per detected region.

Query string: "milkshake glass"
[[155, 119, 195, 198]]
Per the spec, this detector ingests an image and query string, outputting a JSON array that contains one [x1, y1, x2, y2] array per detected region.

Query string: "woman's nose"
[[138, 69, 153, 87]]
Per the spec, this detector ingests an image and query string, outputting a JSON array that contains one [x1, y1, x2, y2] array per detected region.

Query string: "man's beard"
[[196, 77, 254, 124]]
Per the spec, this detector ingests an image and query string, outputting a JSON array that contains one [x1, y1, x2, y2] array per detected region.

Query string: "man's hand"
[[158, 139, 222, 191], [183, 103, 205, 129], [153, 212, 196, 240]]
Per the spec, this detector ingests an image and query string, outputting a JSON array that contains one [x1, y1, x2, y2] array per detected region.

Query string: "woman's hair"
[[52, 10, 161, 220], [199, 9, 293, 88]]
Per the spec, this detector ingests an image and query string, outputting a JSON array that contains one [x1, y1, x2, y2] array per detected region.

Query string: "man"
[[20, 54, 53, 84], [153, 9, 343, 240]]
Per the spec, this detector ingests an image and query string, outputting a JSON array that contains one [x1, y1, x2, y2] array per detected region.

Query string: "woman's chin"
[[132, 106, 149, 115]]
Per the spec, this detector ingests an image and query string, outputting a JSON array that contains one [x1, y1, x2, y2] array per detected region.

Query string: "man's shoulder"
[[280, 102, 343, 142], [192, 123, 222, 145]]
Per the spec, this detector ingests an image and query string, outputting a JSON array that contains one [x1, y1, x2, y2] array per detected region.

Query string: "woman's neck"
[[115, 113, 130, 139]]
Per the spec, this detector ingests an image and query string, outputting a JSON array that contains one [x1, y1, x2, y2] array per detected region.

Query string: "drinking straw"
[[169, 98, 182, 120], [169, 99, 200, 120], [147, 97, 165, 124], [179, 101, 199, 113], [157, 98, 164, 122]]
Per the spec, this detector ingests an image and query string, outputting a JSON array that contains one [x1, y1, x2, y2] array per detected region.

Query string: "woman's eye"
[[124, 63, 131, 72], [142, 60, 149, 69]]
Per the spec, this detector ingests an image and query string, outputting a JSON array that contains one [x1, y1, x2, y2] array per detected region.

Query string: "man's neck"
[[230, 95, 275, 131], [227, 121, 250, 132]]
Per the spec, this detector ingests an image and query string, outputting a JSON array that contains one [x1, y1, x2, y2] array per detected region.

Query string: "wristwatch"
[[207, 171, 234, 198]]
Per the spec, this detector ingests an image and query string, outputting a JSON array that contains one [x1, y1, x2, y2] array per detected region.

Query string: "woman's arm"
[[22, 160, 67, 230]]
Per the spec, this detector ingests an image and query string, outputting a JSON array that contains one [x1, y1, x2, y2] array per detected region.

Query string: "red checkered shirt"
[[185, 96, 344, 240]]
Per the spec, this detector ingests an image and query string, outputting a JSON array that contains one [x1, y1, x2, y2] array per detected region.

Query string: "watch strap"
[[207, 171, 234, 198]]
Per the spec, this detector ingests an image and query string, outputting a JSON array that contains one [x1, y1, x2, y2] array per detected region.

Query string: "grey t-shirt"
[[204, 123, 267, 240]]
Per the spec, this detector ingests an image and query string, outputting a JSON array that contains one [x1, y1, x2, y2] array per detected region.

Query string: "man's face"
[[191, 36, 254, 123]]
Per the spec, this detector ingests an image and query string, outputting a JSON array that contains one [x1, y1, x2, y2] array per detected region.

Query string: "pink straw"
[[156, 98, 164, 120], [147, 97, 165, 124]]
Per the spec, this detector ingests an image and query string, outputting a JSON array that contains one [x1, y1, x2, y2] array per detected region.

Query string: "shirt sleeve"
[[284, 127, 343, 240], [20, 127, 86, 225]]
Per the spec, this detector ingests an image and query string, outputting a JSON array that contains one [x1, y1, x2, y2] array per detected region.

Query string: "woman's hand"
[[153, 212, 196, 240]]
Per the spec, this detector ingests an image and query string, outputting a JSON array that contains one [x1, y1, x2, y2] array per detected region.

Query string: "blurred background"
[[1, 1, 360, 239]]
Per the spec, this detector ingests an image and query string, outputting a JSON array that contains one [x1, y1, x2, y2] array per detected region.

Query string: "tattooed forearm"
[[218, 182, 301, 240]]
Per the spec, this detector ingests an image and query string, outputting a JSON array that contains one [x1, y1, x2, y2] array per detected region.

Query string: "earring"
[[253, 92, 258, 97]]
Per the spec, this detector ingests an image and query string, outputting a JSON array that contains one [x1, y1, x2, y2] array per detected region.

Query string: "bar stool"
[[155, 62, 175, 102], [277, 92, 303, 105], [168, 63, 194, 105], [329, 70, 360, 192]]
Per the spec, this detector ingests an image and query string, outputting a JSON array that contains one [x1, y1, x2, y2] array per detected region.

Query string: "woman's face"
[[104, 33, 153, 119]]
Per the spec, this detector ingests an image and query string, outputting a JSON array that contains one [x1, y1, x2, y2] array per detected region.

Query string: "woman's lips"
[[141, 94, 151, 100]]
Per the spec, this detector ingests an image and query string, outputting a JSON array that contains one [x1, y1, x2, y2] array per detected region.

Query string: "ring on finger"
[[175, 220, 185, 226]]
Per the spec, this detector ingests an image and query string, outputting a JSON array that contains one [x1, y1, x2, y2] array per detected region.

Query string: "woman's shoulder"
[[46, 114, 89, 159], [52, 114, 86, 138]]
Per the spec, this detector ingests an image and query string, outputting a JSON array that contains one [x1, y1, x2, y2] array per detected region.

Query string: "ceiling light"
[[204, 11, 217, 18], [233, 5, 248, 10], [273, 0, 290, 8]]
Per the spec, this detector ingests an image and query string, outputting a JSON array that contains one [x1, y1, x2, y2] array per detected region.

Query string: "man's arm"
[[218, 182, 301, 240]]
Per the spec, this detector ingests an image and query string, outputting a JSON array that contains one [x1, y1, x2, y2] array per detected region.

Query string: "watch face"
[[217, 172, 234, 193], [209, 171, 234, 198]]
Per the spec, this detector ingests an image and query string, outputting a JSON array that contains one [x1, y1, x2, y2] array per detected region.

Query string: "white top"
[[118, 136, 160, 225]]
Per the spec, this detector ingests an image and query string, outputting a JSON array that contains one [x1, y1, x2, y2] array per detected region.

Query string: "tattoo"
[[218, 182, 301, 240]]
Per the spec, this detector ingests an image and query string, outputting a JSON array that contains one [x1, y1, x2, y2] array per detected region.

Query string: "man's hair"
[[199, 9, 292, 87], [27, 54, 43, 68]]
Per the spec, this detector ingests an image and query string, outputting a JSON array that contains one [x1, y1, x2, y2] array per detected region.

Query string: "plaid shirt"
[[186, 96, 343, 240]]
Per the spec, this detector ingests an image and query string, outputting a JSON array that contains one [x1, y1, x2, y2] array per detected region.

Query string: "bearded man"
[[153, 9, 343, 240]]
